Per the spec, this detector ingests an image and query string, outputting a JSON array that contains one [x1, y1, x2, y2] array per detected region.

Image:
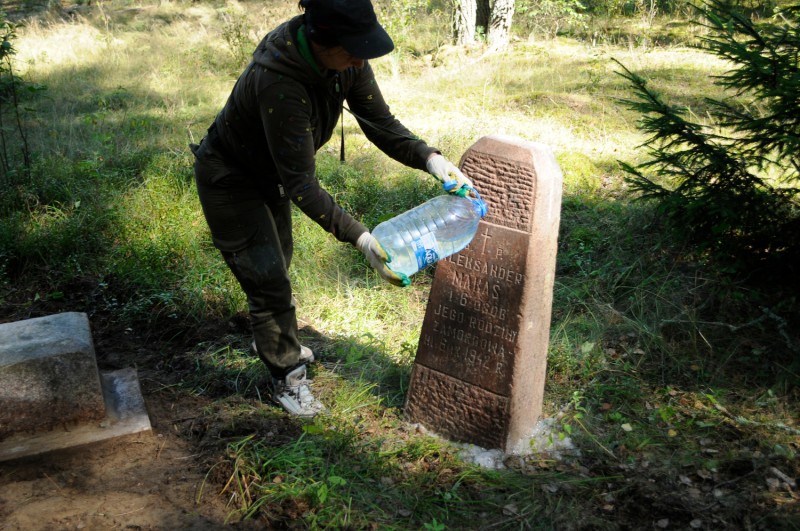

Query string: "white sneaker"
[[299, 345, 315, 363], [251, 341, 315, 364], [271, 364, 326, 417]]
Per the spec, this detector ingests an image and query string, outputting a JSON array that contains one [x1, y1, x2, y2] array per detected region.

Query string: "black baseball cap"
[[301, 0, 394, 59]]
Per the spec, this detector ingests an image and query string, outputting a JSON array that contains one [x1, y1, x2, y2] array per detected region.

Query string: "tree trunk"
[[487, 0, 515, 50], [476, 0, 490, 36], [453, 0, 477, 45]]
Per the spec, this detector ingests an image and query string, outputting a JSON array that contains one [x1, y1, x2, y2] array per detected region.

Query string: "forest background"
[[0, 0, 798, 529]]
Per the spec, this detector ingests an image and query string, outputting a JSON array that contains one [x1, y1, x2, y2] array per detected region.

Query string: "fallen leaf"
[[621, 423, 633, 432], [697, 469, 712, 480]]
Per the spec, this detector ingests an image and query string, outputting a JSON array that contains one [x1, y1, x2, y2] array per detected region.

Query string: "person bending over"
[[191, 0, 471, 417]]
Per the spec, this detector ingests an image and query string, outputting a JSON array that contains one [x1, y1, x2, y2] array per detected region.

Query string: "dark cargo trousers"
[[192, 138, 302, 378]]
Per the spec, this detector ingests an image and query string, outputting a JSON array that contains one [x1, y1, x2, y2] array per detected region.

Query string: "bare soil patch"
[[0, 292, 285, 530]]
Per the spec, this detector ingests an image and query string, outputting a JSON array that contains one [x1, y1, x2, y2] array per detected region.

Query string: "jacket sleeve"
[[345, 63, 439, 170], [259, 81, 368, 245]]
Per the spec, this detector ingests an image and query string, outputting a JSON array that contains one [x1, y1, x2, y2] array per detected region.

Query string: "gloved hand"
[[355, 232, 410, 287], [426, 154, 474, 197]]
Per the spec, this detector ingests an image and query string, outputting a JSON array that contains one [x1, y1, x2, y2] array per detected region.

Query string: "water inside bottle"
[[373, 192, 487, 278]]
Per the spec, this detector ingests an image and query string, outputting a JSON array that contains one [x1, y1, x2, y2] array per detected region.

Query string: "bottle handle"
[[459, 185, 488, 217]]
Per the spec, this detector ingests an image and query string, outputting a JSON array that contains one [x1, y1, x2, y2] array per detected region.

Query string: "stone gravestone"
[[0, 312, 151, 461], [0, 312, 106, 439], [405, 135, 563, 453]]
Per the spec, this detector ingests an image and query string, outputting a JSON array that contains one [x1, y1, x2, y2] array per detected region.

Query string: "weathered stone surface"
[[0, 368, 152, 461], [0, 312, 106, 440], [405, 365, 508, 449], [405, 135, 563, 453]]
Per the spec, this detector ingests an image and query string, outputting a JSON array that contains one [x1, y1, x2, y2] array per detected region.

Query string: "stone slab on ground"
[[0, 312, 106, 439], [0, 368, 151, 462]]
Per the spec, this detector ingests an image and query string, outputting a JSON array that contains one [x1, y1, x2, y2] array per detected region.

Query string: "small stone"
[[766, 477, 781, 492]]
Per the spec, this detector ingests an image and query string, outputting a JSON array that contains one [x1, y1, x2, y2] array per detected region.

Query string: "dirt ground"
[[0, 421, 239, 530], [0, 296, 288, 531], [2, 287, 799, 530]]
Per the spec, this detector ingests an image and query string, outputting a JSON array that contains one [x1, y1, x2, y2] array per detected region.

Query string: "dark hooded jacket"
[[207, 15, 438, 246]]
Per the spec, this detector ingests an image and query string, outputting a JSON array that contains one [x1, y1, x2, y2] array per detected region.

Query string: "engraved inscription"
[[415, 224, 529, 395], [461, 155, 536, 232]]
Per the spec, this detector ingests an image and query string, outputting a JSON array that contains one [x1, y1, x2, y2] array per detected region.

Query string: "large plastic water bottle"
[[372, 192, 488, 277]]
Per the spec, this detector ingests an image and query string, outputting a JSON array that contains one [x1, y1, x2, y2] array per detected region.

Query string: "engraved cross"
[[477, 227, 492, 255]]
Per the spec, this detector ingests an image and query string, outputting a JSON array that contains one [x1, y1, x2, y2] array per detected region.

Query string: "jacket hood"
[[252, 15, 326, 85]]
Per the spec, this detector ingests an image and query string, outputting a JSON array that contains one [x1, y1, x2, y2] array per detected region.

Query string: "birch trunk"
[[488, 0, 516, 49]]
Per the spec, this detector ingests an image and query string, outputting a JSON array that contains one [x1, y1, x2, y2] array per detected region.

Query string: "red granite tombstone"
[[405, 135, 563, 453]]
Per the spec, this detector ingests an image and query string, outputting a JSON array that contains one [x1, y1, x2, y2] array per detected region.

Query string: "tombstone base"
[[0, 368, 151, 462]]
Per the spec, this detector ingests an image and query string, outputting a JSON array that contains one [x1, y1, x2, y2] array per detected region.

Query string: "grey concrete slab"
[[1, 312, 106, 439], [0, 368, 152, 461]]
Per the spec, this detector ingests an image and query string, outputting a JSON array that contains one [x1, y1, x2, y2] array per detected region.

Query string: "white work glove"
[[355, 232, 409, 287], [426, 154, 474, 197]]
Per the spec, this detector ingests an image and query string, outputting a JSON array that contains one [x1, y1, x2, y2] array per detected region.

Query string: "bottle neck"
[[468, 191, 488, 218]]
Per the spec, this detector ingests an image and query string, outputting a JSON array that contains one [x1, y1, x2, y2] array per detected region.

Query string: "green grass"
[[2, 1, 798, 528]]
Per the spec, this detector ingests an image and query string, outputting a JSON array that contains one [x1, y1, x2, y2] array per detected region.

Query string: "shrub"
[[0, 13, 31, 185], [616, 0, 800, 275], [515, 0, 588, 38]]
